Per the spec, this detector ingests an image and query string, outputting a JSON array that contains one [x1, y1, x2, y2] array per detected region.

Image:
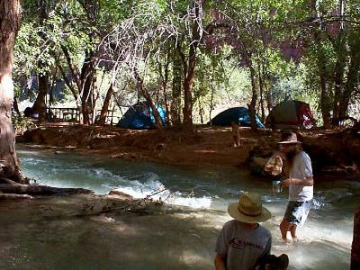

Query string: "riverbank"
[[20, 124, 257, 166], [19, 124, 360, 181]]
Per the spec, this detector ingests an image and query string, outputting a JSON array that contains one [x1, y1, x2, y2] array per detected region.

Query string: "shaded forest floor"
[[19, 123, 360, 182]]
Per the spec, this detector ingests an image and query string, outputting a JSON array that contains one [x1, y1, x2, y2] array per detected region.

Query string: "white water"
[[0, 146, 357, 269]]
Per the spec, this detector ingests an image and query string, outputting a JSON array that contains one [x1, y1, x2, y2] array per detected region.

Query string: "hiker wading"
[[278, 132, 314, 243]]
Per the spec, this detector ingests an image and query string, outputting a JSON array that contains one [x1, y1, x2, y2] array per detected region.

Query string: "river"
[[0, 145, 358, 269]]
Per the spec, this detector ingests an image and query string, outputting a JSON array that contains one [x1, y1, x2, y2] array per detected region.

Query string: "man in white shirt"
[[278, 132, 314, 243]]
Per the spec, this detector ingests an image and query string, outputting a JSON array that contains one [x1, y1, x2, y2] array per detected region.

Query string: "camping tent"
[[266, 100, 316, 129], [117, 102, 167, 129], [210, 107, 265, 127]]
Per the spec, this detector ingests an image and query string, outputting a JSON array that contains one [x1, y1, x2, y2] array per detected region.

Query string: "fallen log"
[[0, 183, 94, 196], [0, 177, 18, 185], [0, 192, 33, 200]]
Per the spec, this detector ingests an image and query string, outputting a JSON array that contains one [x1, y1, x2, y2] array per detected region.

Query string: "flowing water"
[[0, 145, 359, 270]]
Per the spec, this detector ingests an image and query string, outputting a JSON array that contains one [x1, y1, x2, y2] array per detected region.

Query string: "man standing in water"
[[214, 192, 272, 270], [279, 132, 314, 243]]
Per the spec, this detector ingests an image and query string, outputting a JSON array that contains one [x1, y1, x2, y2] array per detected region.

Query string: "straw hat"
[[278, 132, 302, 144], [228, 192, 271, 223]]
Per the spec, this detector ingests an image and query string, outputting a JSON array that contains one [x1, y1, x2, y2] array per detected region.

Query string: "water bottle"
[[272, 179, 282, 194]]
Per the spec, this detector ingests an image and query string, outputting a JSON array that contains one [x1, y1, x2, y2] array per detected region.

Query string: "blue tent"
[[210, 107, 265, 127], [117, 102, 167, 129]]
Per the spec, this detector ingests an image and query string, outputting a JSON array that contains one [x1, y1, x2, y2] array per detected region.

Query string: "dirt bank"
[[19, 124, 360, 180]]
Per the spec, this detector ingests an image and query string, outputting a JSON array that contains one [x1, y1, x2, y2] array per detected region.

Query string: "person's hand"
[[281, 178, 292, 187]]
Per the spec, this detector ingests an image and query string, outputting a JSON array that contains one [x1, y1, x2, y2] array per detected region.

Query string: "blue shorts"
[[284, 200, 312, 226]]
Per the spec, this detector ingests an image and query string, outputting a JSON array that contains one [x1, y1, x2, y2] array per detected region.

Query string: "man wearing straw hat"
[[278, 132, 314, 243], [214, 192, 272, 270]]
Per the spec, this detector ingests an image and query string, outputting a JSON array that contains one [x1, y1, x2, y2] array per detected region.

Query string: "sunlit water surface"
[[0, 145, 358, 270]]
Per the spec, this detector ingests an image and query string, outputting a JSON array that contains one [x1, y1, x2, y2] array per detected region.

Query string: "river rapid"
[[0, 145, 358, 270]]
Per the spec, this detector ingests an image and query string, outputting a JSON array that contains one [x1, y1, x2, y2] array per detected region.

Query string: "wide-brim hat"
[[228, 192, 272, 223], [278, 132, 302, 144]]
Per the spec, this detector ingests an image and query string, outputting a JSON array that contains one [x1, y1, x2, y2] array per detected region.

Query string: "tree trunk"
[[258, 65, 266, 123], [158, 52, 171, 127], [332, 39, 346, 123], [97, 83, 114, 125], [182, 63, 195, 131], [171, 47, 183, 127], [0, 0, 25, 183], [339, 32, 360, 117], [330, 1, 346, 123], [134, 70, 163, 129], [32, 0, 49, 123], [248, 61, 259, 131], [80, 52, 95, 125], [32, 73, 48, 122], [265, 86, 273, 115], [340, 60, 360, 117], [209, 82, 215, 125], [13, 96, 21, 116], [182, 38, 198, 131], [312, 2, 332, 129], [61, 45, 84, 124], [315, 35, 332, 128], [182, 2, 203, 132]]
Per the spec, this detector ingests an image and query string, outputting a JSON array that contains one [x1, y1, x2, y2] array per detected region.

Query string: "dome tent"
[[117, 102, 166, 129], [210, 107, 265, 127], [266, 100, 316, 129]]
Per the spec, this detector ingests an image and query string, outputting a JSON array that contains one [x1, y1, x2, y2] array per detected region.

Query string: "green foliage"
[[13, 0, 360, 125], [98, 0, 135, 24], [12, 117, 37, 135]]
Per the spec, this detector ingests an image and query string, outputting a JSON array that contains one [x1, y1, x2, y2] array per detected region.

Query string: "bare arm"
[[282, 176, 314, 187], [214, 254, 226, 270]]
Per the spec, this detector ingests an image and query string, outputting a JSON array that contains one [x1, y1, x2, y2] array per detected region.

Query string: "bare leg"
[[233, 137, 237, 147], [280, 219, 290, 241], [289, 224, 298, 241]]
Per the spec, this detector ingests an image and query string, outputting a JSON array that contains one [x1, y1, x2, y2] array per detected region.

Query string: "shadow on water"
[[0, 145, 357, 269]]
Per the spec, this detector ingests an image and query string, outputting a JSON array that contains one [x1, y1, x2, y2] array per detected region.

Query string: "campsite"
[[1, 1, 360, 270]]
